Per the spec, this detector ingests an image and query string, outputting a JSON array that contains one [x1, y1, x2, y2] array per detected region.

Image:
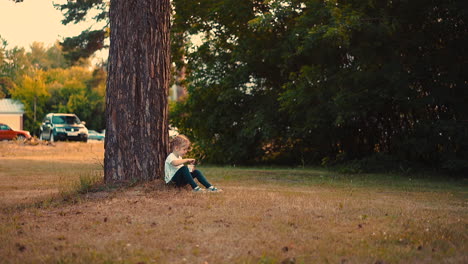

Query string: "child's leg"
[[191, 170, 212, 188], [171, 166, 199, 189]]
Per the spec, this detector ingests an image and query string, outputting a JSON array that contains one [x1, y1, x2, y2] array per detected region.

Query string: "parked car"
[[39, 113, 88, 142], [87, 130, 105, 141], [0, 123, 31, 141]]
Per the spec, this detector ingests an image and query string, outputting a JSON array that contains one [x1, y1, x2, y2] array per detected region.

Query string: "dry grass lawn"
[[0, 141, 467, 263]]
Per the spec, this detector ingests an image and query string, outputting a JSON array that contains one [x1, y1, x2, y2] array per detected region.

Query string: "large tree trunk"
[[104, 0, 170, 183]]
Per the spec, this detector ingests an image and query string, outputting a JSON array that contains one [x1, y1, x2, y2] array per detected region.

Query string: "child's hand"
[[188, 164, 195, 172], [187, 159, 196, 164]]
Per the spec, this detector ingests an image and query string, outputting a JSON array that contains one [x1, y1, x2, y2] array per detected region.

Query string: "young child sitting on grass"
[[164, 135, 221, 192]]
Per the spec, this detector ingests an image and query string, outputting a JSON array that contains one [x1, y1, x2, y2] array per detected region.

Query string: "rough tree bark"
[[105, 0, 170, 183]]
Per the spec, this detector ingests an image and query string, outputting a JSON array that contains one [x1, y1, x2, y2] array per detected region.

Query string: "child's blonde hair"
[[170, 134, 191, 150]]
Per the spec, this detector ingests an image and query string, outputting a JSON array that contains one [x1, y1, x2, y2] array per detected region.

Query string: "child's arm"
[[171, 158, 195, 166]]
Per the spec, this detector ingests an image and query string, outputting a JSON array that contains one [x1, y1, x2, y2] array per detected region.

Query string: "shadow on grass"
[[21, 175, 180, 211]]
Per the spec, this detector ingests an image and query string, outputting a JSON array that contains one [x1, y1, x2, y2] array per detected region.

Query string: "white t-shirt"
[[165, 152, 182, 183]]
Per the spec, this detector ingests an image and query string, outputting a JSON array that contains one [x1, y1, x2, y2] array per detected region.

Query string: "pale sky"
[[0, 0, 107, 60]]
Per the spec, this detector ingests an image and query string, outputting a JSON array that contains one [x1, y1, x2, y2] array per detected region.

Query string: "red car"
[[0, 123, 31, 141]]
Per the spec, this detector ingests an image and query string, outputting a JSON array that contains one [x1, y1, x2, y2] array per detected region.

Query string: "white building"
[[0, 99, 25, 130]]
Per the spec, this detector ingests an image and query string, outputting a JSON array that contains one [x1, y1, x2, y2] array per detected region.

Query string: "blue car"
[[87, 130, 105, 141]]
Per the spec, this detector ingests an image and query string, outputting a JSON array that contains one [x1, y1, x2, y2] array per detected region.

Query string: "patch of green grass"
[[74, 172, 104, 194], [49, 171, 108, 207], [201, 166, 467, 192]]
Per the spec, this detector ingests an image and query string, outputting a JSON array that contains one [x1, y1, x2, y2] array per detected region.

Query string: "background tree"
[[0, 35, 11, 98], [169, 0, 468, 173], [9, 69, 49, 134], [1, 46, 31, 88], [27, 42, 68, 70], [104, 0, 171, 183], [54, 0, 109, 64]]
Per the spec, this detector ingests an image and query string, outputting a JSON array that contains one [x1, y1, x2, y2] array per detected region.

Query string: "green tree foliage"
[[0, 36, 9, 98], [1, 36, 29, 98], [169, 0, 468, 172], [54, 0, 109, 64], [0, 46, 31, 94], [9, 69, 49, 133], [169, 0, 293, 165]]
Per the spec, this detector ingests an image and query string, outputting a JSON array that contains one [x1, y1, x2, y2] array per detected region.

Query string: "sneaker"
[[207, 186, 222, 192], [192, 186, 205, 193]]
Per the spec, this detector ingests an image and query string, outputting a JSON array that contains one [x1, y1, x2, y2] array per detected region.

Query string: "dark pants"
[[171, 166, 212, 189]]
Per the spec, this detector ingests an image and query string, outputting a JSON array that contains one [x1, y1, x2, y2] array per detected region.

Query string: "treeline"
[[0, 39, 106, 135], [169, 0, 468, 173]]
